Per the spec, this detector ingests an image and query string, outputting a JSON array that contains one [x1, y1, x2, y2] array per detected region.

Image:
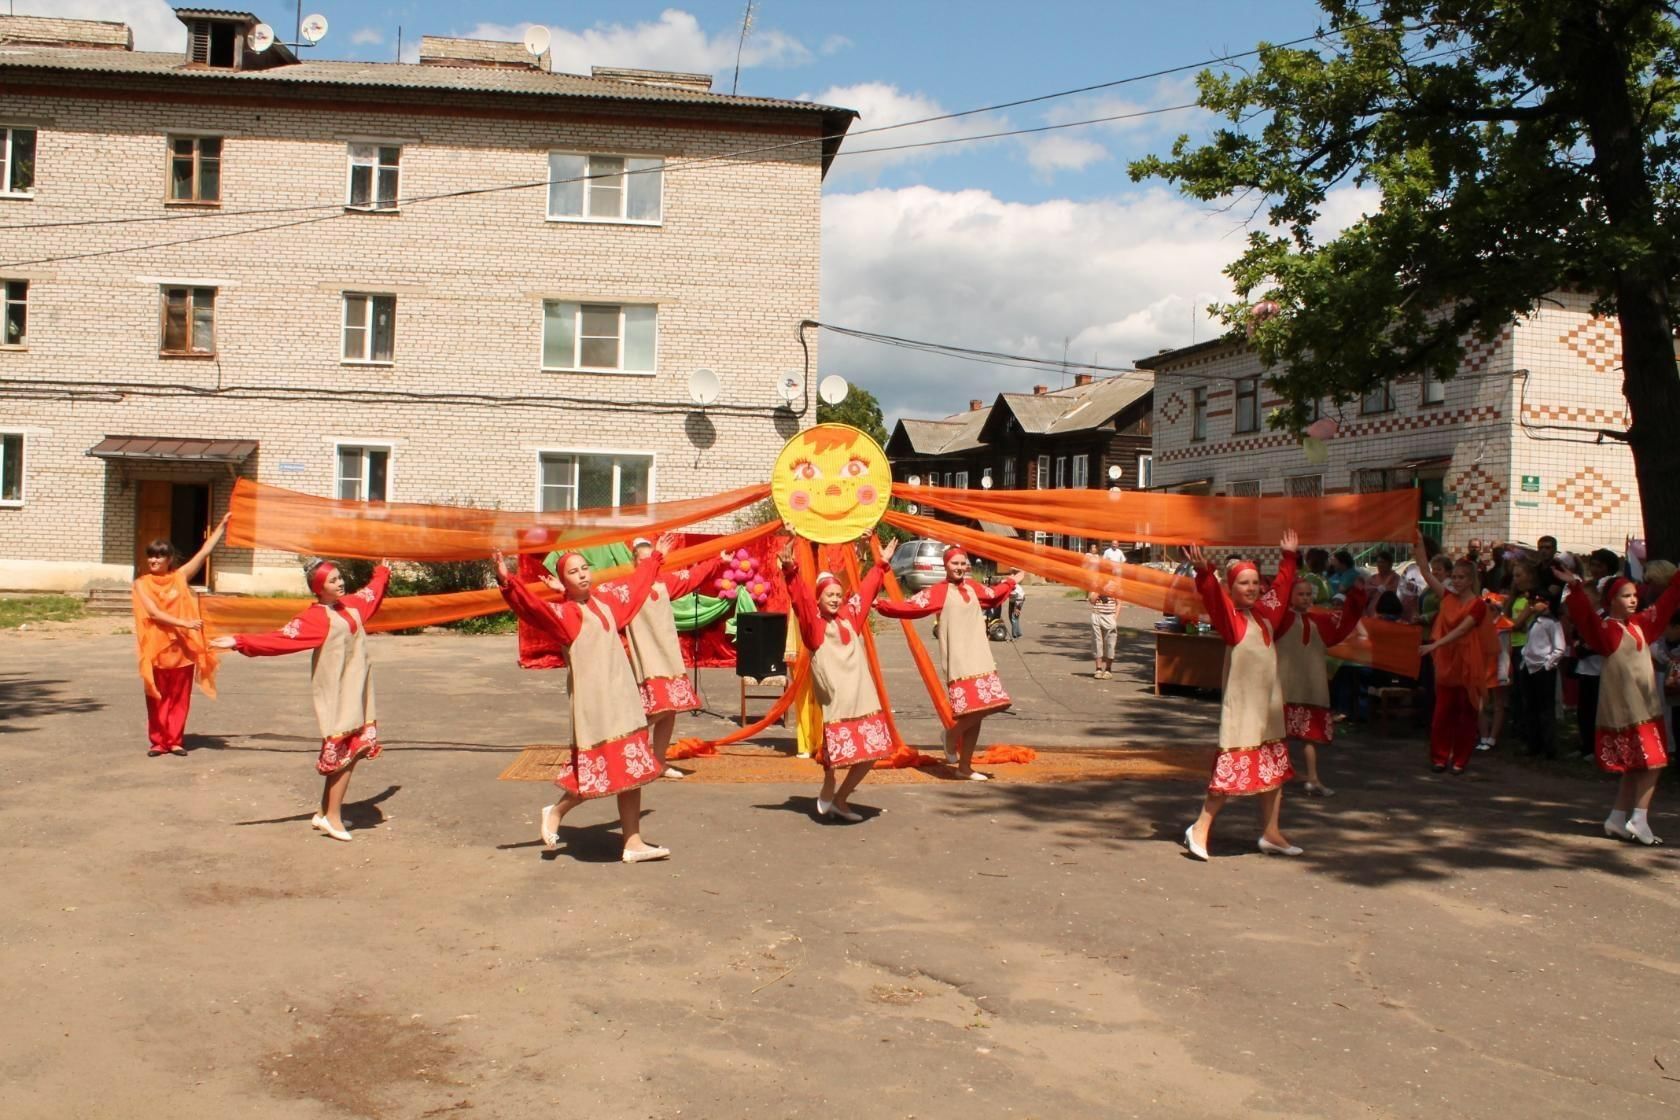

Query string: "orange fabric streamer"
[[1431, 591, 1500, 708], [131, 571, 218, 700], [203, 518, 783, 637], [868, 536, 958, 728], [668, 657, 812, 759], [226, 477, 771, 562], [881, 509, 1421, 679], [906, 485, 1420, 547]]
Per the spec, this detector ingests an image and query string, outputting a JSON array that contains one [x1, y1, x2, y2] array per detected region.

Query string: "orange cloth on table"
[[1430, 592, 1498, 709], [131, 571, 217, 701]]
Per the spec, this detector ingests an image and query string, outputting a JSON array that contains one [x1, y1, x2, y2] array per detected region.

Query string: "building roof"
[[1132, 337, 1244, 370], [87, 435, 258, 463], [985, 374, 1153, 441], [890, 408, 991, 457], [0, 15, 132, 50]]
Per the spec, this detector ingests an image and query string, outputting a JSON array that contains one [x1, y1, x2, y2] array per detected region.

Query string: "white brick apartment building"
[[0, 10, 852, 592], [1139, 291, 1655, 555]]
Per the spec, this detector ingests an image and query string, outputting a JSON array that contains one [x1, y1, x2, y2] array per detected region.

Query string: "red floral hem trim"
[[1595, 719, 1670, 773], [1208, 740, 1295, 795], [948, 670, 1011, 717], [819, 711, 895, 767], [318, 722, 380, 775], [555, 726, 661, 798], [640, 674, 701, 716], [1284, 703, 1333, 744]]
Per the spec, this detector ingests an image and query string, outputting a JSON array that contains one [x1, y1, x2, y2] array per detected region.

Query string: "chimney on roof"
[[419, 35, 546, 70], [591, 66, 714, 91], [0, 14, 133, 50], [1073, 373, 1094, 387], [1032, 384, 1048, 395], [969, 399, 984, 412]]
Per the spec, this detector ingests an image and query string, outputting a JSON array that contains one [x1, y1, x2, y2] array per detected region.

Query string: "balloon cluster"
[[715, 548, 772, 605]]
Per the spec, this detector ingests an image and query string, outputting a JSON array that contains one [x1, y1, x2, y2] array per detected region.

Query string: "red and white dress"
[[786, 560, 895, 767], [232, 566, 389, 775], [621, 555, 721, 718], [1195, 554, 1297, 795], [500, 556, 665, 798], [1275, 584, 1367, 745], [876, 575, 1016, 717], [1565, 581, 1680, 772]]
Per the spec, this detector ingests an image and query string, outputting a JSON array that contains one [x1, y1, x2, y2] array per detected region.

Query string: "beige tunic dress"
[[624, 558, 718, 717], [1195, 563, 1296, 795], [876, 577, 1015, 717], [789, 560, 895, 766]]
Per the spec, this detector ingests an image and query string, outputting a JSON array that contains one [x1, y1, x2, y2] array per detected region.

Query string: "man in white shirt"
[[1102, 540, 1127, 569]]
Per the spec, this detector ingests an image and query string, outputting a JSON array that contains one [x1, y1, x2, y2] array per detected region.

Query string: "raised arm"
[[494, 550, 582, 645], [661, 552, 725, 602], [849, 559, 892, 624], [972, 574, 1017, 610], [1318, 583, 1368, 646], [177, 512, 231, 584], [874, 581, 944, 620], [601, 534, 675, 628], [1412, 533, 1448, 597], [344, 563, 392, 622], [1252, 545, 1299, 630], [779, 554, 828, 652], [1187, 544, 1244, 646], [221, 605, 330, 657], [1632, 578, 1680, 643]]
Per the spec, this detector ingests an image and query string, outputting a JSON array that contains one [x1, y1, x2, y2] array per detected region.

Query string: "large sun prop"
[[770, 423, 893, 544]]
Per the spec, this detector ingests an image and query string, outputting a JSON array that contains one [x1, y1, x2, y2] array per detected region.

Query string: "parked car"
[[890, 537, 948, 591]]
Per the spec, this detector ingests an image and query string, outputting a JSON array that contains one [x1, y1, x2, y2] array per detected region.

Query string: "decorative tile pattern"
[[1461, 326, 1511, 373], [1159, 392, 1186, 425], [1560, 316, 1622, 374], [1553, 467, 1629, 526], [1158, 403, 1502, 463], [1522, 404, 1630, 428], [1449, 463, 1506, 525]]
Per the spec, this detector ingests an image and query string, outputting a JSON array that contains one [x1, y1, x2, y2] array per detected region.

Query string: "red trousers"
[[145, 665, 194, 751], [1430, 685, 1479, 770]]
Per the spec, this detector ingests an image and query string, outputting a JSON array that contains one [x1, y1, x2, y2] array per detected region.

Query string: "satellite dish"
[[980, 475, 994, 490], [523, 25, 551, 57], [248, 23, 275, 52], [905, 503, 920, 515], [906, 474, 921, 486], [1107, 464, 1122, 481], [299, 13, 329, 44], [688, 367, 721, 406], [775, 372, 801, 403], [818, 374, 849, 405]]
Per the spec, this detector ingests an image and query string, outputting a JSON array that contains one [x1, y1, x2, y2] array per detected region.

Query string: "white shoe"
[[1303, 782, 1335, 797], [1258, 838, 1304, 857], [816, 796, 836, 817], [312, 814, 352, 842], [1628, 820, 1663, 846], [621, 845, 671, 864], [1183, 825, 1209, 861], [662, 766, 686, 779], [830, 802, 864, 823], [540, 802, 561, 848], [1604, 817, 1633, 841], [960, 770, 991, 781], [1475, 738, 1494, 752]]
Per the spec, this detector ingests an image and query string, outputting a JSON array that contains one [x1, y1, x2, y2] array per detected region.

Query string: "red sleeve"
[[782, 562, 827, 651], [1631, 579, 1680, 643], [1194, 565, 1245, 646], [1251, 550, 1298, 630], [971, 577, 1016, 609], [661, 554, 723, 602], [234, 605, 330, 656], [1564, 585, 1616, 654], [501, 576, 583, 646], [875, 581, 945, 620], [848, 561, 890, 626], [343, 564, 391, 622], [599, 552, 664, 629], [1318, 584, 1368, 646]]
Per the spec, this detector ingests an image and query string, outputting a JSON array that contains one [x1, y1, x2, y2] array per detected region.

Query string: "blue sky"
[[53, 1, 1364, 422]]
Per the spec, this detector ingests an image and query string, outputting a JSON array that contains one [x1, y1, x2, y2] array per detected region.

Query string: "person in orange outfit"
[[1276, 572, 1367, 796], [131, 513, 229, 756], [1412, 535, 1498, 775], [1181, 531, 1301, 861]]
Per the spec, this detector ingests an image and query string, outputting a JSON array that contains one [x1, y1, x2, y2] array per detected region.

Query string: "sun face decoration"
[[771, 423, 893, 543]]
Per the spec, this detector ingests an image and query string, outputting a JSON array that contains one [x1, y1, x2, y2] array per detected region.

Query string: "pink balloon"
[[1305, 417, 1339, 441]]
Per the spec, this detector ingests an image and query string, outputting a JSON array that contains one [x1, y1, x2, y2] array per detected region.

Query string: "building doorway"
[[135, 480, 212, 586], [1417, 476, 1446, 545]]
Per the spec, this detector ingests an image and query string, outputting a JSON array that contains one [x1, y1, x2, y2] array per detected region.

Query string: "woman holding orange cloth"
[[1276, 573, 1367, 796], [874, 546, 1016, 780], [1412, 535, 1499, 775], [131, 513, 229, 757], [779, 535, 899, 821], [493, 536, 677, 864], [1559, 567, 1680, 844], [1181, 530, 1301, 861], [211, 559, 390, 840]]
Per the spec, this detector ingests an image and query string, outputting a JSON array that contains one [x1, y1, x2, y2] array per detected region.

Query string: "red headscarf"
[[1604, 576, 1636, 611], [943, 546, 968, 565], [307, 561, 338, 596], [1226, 560, 1258, 583]]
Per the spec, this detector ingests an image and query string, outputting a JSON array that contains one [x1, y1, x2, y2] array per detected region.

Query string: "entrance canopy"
[[87, 436, 257, 464]]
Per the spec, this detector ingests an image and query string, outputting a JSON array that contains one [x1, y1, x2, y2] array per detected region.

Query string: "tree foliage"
[[816, 383, 891, 448]]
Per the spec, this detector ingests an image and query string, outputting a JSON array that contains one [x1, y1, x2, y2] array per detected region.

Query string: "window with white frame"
[[1071, 454, 1089, 488], [1033, 530, 1047, 546], [954, 470, 969, 489], [542, 301, 656, 373], [3, 280, 25, 346], [168, 136, 221, 203], [1054, 456, 1067, 488], [1228, 479, 1261, 498], [342, 293, 396, 363], [2, 127, 35, 195], [547, 153, 662, 223], [1001, 456, 1015, 487], [1361, 381, 1395, 414], [539, 451, 652, 512], [1035, 454, 1050, 489], [1285, 474, 1323, 497], [944, 472, 954, 487], [1136, 453, 1153, 489], [159, 286, 215, 355], [346, 144, 400, 210], [0, 431, 22, 504], [1421, 370, 1446, 405], [336, 445, 390, 502], [1234, 377, 1260, 433]]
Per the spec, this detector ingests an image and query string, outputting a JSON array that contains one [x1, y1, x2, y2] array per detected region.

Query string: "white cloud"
[[805, 82, 1008, 183], [351, 27, 386, 47], [819, 34, 852, 56], [460, 10, 810, 80], [11, 0, 182, 51], [1023, 135, 1110, 176]]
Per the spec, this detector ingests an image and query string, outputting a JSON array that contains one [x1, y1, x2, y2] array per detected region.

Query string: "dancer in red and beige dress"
[[780, 535, 899, 821], [1181, 531, 1301, 860], [1276, 571, 1367, 796], [875, 547, 1016, 779], [210, 559, 389, 842], [132, 512, 228, 757], [1559, 567, 1680, 844], [493, 535, 677, 863], [622, 536, 724, 779]]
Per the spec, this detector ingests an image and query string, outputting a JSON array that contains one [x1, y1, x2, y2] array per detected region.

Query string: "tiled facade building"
[[0, 11, 851, 592], [1140, 291, 1654, 554]]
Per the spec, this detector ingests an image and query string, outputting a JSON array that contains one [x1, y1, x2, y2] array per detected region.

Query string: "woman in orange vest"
[[131, 513, 228, 756]]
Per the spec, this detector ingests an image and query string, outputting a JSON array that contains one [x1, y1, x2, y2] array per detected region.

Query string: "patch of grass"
[[0, 595, 88, 628], [451, 612, 518, 635]]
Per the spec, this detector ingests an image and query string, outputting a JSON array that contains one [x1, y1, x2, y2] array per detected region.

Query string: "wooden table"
[[1154, 631, 1225, 694]]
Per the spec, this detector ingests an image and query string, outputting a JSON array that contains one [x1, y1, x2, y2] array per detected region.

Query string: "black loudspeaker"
[[735, 612, 788, 678]]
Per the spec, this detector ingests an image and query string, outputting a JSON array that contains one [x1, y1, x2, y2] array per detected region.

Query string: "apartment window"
[[547, 153, 662, 223], [3, 280, 25, 346], [539, 451, 652, 512], [0, 431, 22, 504], [167, 136, 221, 204], [1228, 479, 1261, 498], [336, 445, 390, 502], [1191, 386, 1208, 440], [346, 144, 400, 210], [1071, 454, 1089, 488], [1234, 377, 1260, 433], [1054, 456, 1067, 488], [954, 470, 969, 489], [542, 301, 657, 373], [944, 472, 954, 488], [342, 294, 396, 363], [1001, 456, 1016, 487], [1361, 381, 1395, 414], [1137, 454, 1153, 489], [2, 127, 35, 195], [1285, 474, 1323, 498], [1355, 468, 1396, 494], [159, 286, 215, 355], [1421, 370, 1446, 405], [1035, 454, 1050, 489]]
